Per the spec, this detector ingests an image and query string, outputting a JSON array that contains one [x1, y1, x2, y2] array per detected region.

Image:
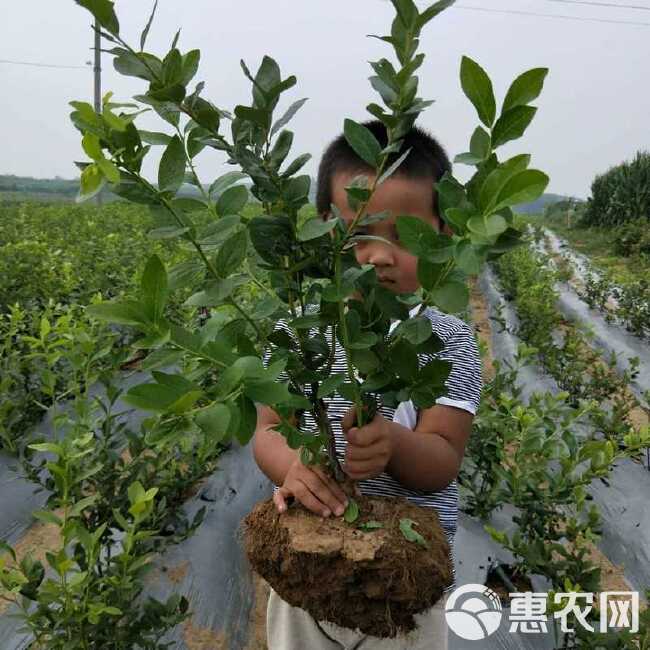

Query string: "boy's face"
[[331, 171, 440, 295]]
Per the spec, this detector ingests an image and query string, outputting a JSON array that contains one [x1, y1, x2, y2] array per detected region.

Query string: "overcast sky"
[[1, 0, 648, 198]]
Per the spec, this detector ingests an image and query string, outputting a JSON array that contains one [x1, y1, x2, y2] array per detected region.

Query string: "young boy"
[[253, 121, 482, 650]]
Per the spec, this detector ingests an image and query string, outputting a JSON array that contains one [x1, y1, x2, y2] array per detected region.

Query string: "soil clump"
[[243, 494, 452, 638]]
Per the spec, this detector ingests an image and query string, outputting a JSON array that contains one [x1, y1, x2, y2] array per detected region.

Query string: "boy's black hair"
[[316, 120, 451, 218]]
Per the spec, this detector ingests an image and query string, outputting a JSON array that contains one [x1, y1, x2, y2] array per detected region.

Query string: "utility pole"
[[93, 19, 102, 206]]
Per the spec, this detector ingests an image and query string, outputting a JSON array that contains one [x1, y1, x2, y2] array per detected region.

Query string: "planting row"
[[540, 227, 650, 341], [492, 236, 649, 449], [456, 272, 650, 648]]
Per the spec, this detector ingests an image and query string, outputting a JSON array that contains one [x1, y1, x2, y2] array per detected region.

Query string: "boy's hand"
[[274, 459, 349, 519], [341, 408, 394, 480]]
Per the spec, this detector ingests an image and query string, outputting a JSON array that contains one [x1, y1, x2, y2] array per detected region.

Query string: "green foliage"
[[1, 363, 231, 648], [462, 347, 650, 618], [0, 202, 190, 310], [399, 518, 428, 548], [581, 270, 650, 339], [612, 217, 650, 259], [494, 240, 642, 441], [583, 150, 650, 227], [0, 301, 119, 452], [344, 498, 360, 523]]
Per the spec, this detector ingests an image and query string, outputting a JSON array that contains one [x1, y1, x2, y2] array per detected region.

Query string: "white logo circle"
[[445, 584, 503, 640]]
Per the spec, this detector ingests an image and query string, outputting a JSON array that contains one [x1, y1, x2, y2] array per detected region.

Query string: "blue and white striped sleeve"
[[434, 323, 483, 415]]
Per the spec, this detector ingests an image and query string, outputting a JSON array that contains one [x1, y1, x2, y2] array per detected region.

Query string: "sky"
[[1, 0, 649, 199]]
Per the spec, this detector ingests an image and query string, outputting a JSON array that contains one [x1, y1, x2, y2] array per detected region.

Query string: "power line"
[[456, 4, 650, 25], [0, 58, 89, 70], [544, 0, 650, 11]]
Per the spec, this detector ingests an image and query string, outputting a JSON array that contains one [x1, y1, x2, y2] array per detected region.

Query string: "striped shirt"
[[264, 305, 482, 587]]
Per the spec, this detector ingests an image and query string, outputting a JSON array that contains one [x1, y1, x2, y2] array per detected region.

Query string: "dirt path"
[[0, 513, 62, 616], [469, 278, 496, 381]]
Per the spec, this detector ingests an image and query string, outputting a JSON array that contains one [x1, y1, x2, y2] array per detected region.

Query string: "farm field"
[[1, 196, 649, 649], [2, 1, 650, 648], [537, 214, 650, 287]]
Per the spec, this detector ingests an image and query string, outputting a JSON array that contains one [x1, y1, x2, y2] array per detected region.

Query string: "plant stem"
[[334, 255, 364, 429], [134, 176, 266, 343]]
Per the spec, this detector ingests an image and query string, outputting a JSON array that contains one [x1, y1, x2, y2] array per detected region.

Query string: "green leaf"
[[252, 55, 282, 104], [82, 133, 103, 160], [181, 50, 201, 86], [344, 119, 382, 168], [430, 280, 469, 313], [139, 0, 158, 51], [187, 126, 210, 158], [281, 153, 311, 178], [215, 229, 248, 278], [417, 0, 455, 29], [75, 0, 119, 35], [297, 217, 337, 242], [344, 499, 360, 523], [377, 149, 411, 185], [168, 259, 204, 291], [111, 178, 158, 204], [502, 67, 549, 113], [390, 341, 419, 380], [249, 214, 294, 265], [114, 51, 160, 82], [234, 105, 271, 130], [128, 481, 146, 505], [234, 395, 257, 445], [86, 301, 149, 326], [392, 316, 432, 345], [455, 240, 482, 275], [184, 275, 248, 307], [124, 377, 201, 413], [191, 97, 221, 131], [271, 98, 308, 137], [317, 374, 347, 398], [216, 185, 248, 216], [493, 170, 549, 212], [103, 606, 123, 617], [78, 163, 105, 202], [96, 158, 120, 184], [491, 106, 537, 149], [158, 135, 186, 193], [28, 442, 64, 456], [396, 216, 454, 263], [460, 56, 496, 128], [251, 295, 283, 320], [391, 0, 418, 28], [208, 171, 247, 199], [470, 126, 491, 161], [269, 129, 294, 170], [478, 154, 531, 213], [454, 152, 483, 166], [417, 259, 446, 291], [244, 380, 291, 405], [32, 511, 63, 526], [141, 255, 168, 323], [467, 214, 508, 241], [69, 495, 99, 518], [102, 107, 127, 132], [195, 403, 230, 442], [399, 518, 428, 548]]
